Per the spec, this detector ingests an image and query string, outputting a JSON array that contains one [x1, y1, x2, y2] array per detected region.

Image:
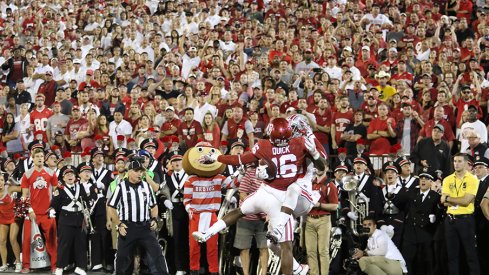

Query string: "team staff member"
[[51, 165, 94, 275], [20, 148, 58, 274], [107, 159, 169, 275], [441, 153, 480, 275], [305, 173, 338, 275]]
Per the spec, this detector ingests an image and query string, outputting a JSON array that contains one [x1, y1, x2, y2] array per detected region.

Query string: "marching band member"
[[402, 167, 442, 275], [395, 156, 419, 193], [106, 155, 127, 253], [166, 154, 189, 275], [140, 138, 164, 184], [0, 172, 21, 272], [51, 165, 95, 275], [77, 162, 104, 271], [20, 148, 58, 274], [377, 161, 408, 247]]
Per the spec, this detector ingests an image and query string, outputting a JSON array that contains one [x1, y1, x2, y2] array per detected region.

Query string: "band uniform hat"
[[418, 167, 436, 180], [382, 161, 400, 174], [140, 138, 159, 150], [77, 162, 93, 174], [473, 156, 489, 167]]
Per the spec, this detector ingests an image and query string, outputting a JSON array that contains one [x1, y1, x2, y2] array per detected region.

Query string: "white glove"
[[332, 227, 342, 236], [164, 200, 174, 210], [48, 208, 56, 218], [198, 153, 218, 164], [429, 214, 436, 223], [229, 196, 237, 205], [347, 211, 358, 221], [256, 165, 269, 180], [304, 136, 320, 160], [185, 204, 193, 219]]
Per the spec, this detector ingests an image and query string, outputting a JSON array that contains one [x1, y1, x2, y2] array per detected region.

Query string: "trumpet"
[[81, 199, 95, 235], [342, 175, 369, 236]]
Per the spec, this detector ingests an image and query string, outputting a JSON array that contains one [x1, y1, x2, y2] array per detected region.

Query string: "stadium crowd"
[[0, 0, 488, 274]]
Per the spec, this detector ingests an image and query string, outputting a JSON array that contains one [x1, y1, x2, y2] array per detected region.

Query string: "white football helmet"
[[287, 114, 313, 138]]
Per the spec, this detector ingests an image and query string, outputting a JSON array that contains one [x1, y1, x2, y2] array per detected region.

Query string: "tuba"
[[342, 175, 369, 236]]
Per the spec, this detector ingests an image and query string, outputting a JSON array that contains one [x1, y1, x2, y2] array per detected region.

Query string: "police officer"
[[378, 161, 408, 247], [107, 158, 169, 275], [402, 167, 442, 275], [473, 156, 489, 274], [51, 165, 95, 275], [166, 154, 189, 274]]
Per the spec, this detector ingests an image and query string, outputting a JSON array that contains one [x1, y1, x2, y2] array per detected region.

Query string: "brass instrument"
[[81, 199, 95, 235], [7, 175, 19, 186], [342, 175, 369, 236], [158, 183, 174, 237]]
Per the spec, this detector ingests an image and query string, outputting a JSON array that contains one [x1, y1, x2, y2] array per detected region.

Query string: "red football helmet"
[[267, 118, 292, 147]]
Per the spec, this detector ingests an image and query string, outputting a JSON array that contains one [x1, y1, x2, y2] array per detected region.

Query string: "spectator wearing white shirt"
[[360, 4, 393, 31], [460, 104, 488, 153], [353, 217, 407, 275], [194, 90, 218, 124], [109, 110, 133, 149], [178, 43, 201, 79], [324, 55, 342, 80]]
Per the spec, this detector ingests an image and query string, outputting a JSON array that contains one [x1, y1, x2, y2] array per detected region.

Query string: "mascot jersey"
[[218, 137, 309, 191]]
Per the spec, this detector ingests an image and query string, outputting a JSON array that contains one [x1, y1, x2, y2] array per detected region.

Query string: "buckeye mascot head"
[[182, 141, 225, 177]]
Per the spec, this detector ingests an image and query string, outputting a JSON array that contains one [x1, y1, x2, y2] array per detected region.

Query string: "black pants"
[[476, 222, 489, 274], [444, 215, 480, 275], [90, 215, 109, 267], [172, 204, 189, 271], [57, 224, 87, 269], [402, 240, 434, 275], [116, 222, 169, 275]]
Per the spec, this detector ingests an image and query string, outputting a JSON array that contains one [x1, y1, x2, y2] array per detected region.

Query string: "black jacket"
[[403, 189, 442, 243], [51, 183, 95, 227], [411, 138, 452, 177]]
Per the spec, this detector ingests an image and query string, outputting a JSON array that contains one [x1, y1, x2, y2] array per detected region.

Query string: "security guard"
[[107, 159, 169, 275], [473, 156, 489, 274], [51, 165, 95, 275], [166, 154, 189, 274], [402, 167, 442, 275], [377, 161, 408, 247], [441, 153, 480, 275]]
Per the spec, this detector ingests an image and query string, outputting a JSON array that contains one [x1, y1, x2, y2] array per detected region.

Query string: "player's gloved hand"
[[199, 153, 218, 164], [429, 214, 436, 223], [304, 135, 320, 160], [48, 208, 56, 219], [347, 211, 358, 221], [332, 227, 342, 236], [256, 165, 270, 180], [164, 200, 174, 210]]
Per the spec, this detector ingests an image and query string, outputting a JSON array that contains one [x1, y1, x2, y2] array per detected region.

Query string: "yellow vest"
[[442, 171, 479, 215]]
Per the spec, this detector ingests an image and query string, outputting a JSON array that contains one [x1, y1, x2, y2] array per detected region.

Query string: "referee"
[[441, 153, 480, 275], [108, 159, 169, 275]]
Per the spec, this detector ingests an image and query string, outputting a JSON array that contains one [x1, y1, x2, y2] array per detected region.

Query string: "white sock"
[[206, 219, 226, 236], [292, 258, 300, 272], [277, 212, 291, 227]]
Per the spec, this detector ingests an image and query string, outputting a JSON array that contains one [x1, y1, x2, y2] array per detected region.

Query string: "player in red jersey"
[[192, 118, 325, 275], [30, 94, 53, 143], [20, 149, 58, 273]]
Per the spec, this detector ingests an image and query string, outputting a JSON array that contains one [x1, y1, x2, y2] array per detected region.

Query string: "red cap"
[[220, 140, 228, 146], [127, 137, 135, 143], [13, 153, 21, 160], [34, 130, 43, 136], [162, 136, 171, 143], [337, 147, 347, 154], [0, 146, 6, 153], [35, 94, 45, 99], [148, 127, 155, 132], [171, 135, 179, 143], [72, 105, 80, 111], [357, 138, 366, 145], [86, 69, 94, 76], [94, 135, 103, 141], [63, 151, 72, 158], [51, 145, 60, 151], [117, 135, 125, 141]]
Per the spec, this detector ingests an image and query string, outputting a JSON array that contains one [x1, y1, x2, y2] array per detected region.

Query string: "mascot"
[[182, 141, 236, 275]]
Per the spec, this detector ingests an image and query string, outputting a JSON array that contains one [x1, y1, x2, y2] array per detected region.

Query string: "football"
[[258, 158, 277, 180]]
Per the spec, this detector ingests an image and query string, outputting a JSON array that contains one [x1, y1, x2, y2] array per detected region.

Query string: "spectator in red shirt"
[[177, 108, 203, 150], [367, 103, 396, 156], [418, 105, 456, 148], [331, 95, 354, 150]]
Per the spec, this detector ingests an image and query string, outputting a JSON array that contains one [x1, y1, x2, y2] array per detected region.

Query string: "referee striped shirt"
[[108, 179, 157, 222]]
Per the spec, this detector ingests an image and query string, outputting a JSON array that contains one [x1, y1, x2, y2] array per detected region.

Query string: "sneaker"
[[91, 264, 103, 271], [20, 268, 30, 274], [0, 265, 8, 272], [54, 268, 63, 275], [52, 268, 58, 274], [175, 271, 185, 275], [293, 264, 309, 275], [266, 225, 285, 244], [74, 267, 87, 275], [192, 231, 210, 243], [15, 262, 22, 273]]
